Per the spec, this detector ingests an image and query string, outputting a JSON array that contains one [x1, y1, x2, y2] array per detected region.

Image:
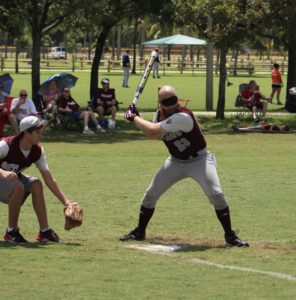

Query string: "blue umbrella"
[[0, 73, 14, 94], [38, 72, 78, 95]]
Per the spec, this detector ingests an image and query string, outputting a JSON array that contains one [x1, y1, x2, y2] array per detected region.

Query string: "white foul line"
[[190, 258, 296, 282], [128, 244, 296, 282]]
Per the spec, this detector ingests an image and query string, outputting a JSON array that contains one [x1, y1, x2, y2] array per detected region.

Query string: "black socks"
[[215, 206, 232, 234], [138, 205, 155, 232]]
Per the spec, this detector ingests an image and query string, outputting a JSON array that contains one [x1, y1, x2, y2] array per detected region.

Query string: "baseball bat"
[[132, 50, 157, 105]]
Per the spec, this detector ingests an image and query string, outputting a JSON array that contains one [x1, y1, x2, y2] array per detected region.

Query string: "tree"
[[193, 0, 269, 119], [0, 0, 82, 102], [82, 0, 173, 98], [267, 0, 296, 97]]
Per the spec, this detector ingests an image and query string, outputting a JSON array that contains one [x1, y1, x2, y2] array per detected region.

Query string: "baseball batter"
[[120, 85, 249, 247]]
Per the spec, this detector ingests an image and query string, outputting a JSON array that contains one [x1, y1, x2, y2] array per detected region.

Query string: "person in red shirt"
[[270, 63, 283, 105], [240, 80, 271, 122]]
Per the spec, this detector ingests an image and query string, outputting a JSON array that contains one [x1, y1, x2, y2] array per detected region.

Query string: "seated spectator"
[[232, 124, 290, 133], [0, 83, 15, 136], [94, 78, 117, 129], [10, 90, 37, 134], [240, 80, 271, 122], [56, 87, 105, 134], [42, 80, 61, 114]]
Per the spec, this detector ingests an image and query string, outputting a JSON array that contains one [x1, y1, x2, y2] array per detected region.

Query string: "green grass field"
[[1, 72, 296, 299], [0, 113, 296, 299]]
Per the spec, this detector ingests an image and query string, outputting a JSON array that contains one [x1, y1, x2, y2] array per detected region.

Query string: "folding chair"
[[235, 83, 262, 119]]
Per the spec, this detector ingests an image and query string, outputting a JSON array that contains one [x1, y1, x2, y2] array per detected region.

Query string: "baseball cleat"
[[225, 230, 249, 247], [4, 228, 28, 243], [36, 228, 63, 243], [119, 227, 146, 241]]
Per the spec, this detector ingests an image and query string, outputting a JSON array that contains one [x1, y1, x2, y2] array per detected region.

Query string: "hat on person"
[[19, 116, 44, 133], [101, 78, 110, 85], [155, 48, 159, 51]]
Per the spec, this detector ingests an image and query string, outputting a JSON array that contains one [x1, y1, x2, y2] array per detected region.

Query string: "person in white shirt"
[[10, 90, 37, 134]]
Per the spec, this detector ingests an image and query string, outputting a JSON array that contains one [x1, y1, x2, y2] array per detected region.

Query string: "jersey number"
[[174, 138, 191, 152]]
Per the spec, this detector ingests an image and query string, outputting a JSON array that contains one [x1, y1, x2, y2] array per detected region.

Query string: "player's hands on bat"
[[129, 104, 139, 115], [124, 104, 140, 122]]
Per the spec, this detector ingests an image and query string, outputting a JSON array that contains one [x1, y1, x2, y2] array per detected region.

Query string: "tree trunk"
[[233, 49, 238, 76], [31, 30, 42, 104], [286, 40, 296, 99], [117, 25, 121, 61], [15, 38, 20, 74], [132, 19, 138, 74], [90, 25, 111, 98], [216, 44, 228, 119]]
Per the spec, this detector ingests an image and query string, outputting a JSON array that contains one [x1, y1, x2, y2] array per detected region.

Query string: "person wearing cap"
[[0, 116, 71, 243], [56, 87, 105, 134], [122, 49, 130, 88], [94, 78, 117, 128], [120, 85, 249, 248], [152, 48, 160, 79], [9, 89, 38, 134]]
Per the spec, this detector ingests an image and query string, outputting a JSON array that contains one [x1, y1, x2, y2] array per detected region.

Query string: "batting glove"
[[129, 104, 139, 115], [124, 109, 139, 122]]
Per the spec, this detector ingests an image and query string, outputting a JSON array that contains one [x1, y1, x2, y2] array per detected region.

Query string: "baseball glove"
[[64, 201, 83, 230]]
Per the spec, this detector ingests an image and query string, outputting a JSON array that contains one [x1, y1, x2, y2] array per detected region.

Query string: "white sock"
[[41, 228, 49, 232], [84, 126, 89, 130], [7, 227, 15, 232], [96, 124, 102, 129]]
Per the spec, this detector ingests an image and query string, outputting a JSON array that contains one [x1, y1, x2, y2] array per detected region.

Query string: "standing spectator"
[[270, 63, 283, 105], [56, 87, 105, 134], [120, 85, 249, 247], [95, 78, 118, 128], [0, 116, 70, 243], [152, 48, 160, 79], [122, 49, 130, 88], [10, 90, 37, 134]]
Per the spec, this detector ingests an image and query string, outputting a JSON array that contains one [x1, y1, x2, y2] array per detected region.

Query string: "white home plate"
[[128, 244, 182, 253]]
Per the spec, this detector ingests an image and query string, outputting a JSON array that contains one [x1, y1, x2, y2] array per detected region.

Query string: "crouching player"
[[0, 116, 71, 243]]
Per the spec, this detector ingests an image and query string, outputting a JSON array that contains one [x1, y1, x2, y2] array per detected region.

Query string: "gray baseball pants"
[[141, 150, 229, 210]]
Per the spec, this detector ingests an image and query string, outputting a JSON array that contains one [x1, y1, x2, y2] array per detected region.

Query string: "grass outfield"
[[6, 71, 287, 112], [0, 115, 295, 299]]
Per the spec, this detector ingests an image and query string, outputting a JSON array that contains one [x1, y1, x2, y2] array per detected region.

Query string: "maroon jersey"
[[160, 107, 206, 160], [57, 95, 80, 112], [97, 88, 115, 104], [0, 135, 42, 174]]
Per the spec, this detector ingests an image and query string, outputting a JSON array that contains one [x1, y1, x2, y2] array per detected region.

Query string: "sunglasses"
[[63, 90, 70, 93], [20, 94, 27, 97], [0, 86, 3, 89]]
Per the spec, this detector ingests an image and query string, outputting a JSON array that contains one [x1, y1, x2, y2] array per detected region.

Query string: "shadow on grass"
[[0, 241, 82, 248], [4, 115, 295, 144]]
